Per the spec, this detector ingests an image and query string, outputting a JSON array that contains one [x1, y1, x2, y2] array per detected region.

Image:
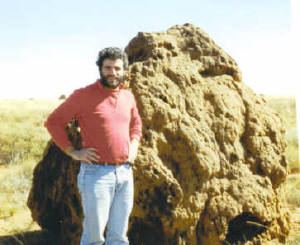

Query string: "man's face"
[[100, 58, 124, 89]]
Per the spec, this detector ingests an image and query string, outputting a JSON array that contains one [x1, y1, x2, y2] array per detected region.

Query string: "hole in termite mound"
[[224, 212, 269, 244]]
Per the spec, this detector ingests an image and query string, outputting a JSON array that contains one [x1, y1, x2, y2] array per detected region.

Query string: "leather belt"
[[90, 161, 134, 166], [94, 161, 124, 166]]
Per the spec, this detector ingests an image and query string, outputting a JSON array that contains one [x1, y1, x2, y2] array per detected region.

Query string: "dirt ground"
[[0, 206, 299, 245]]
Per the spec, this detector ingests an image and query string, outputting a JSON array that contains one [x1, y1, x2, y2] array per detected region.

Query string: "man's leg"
[[77, 163, 116, 245], [105, 163, 134, 245]]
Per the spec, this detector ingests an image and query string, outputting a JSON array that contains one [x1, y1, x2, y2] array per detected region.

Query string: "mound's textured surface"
[[28, 24, 290, 245]]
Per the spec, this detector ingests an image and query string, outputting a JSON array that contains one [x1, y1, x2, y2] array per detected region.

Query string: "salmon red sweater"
[[44, 80, 142, 163]]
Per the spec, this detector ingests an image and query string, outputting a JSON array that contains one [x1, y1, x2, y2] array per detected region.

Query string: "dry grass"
[[0, 161, 41, 242], [285, 174, 300, 207], [265, 95, 299, 170], [265, 96, 300, 245], [288, 234, 300, 245], [0, 99, 61, 165], [265, 95, 297, 130], [0, 99, 62, 236]]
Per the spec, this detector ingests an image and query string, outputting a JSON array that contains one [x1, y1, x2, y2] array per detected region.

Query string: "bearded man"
[[45, 47, 142, 245]]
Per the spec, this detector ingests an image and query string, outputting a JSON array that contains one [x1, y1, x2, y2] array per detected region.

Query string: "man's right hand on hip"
[[64, 146, 100, 163]]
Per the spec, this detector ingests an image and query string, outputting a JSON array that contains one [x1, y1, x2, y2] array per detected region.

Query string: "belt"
[[91, 161, 134, 166], [93, 161, 124, 166]]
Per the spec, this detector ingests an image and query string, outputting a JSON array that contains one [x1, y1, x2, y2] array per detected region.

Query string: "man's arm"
[[45, 89, 101, 163], [128, 95, 142, 163], [45, 90, 88, 154], [45, 90, 81, 150]]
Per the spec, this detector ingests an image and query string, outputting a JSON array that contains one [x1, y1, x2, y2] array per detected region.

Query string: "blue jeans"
[[77, 162, 134, 245]]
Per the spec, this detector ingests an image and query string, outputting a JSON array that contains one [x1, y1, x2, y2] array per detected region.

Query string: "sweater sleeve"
[[44, 89, 82, 151], [129, 94, 142, 141]]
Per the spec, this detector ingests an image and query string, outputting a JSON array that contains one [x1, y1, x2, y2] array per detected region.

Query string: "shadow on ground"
[[0, 230, 58, 245]]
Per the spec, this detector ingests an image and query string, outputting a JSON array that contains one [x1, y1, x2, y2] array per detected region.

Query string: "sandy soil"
[[0, 206, 299, 245]]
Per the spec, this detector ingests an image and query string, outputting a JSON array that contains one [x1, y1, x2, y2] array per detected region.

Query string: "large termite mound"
[[28, 24, 290, 245]]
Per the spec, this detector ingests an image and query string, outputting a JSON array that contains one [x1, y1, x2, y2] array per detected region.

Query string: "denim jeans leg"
[[105, 164, 134, 245], [77, 163, 116, 245]]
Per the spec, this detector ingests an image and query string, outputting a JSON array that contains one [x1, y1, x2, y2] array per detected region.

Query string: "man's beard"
[[100, 71, 123, 89]]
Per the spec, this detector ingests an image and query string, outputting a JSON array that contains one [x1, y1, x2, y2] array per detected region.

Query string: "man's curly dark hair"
[[96, 47, 128, 70]]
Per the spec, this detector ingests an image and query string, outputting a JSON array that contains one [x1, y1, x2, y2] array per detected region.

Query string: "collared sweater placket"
[[114, 94, 119, 112], [110, 93, 119, 112]]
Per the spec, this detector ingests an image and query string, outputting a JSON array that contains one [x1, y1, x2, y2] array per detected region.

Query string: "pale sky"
[[0, 0, 299, 99]]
